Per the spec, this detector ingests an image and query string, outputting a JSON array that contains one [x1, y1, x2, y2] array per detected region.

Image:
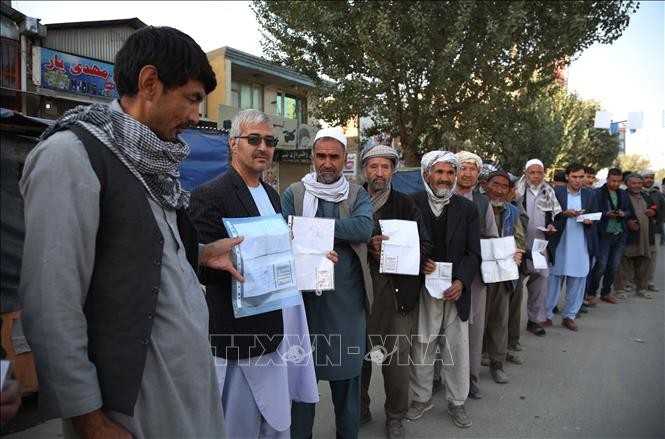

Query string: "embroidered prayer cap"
[[456, 151, 482, 171], [524, 158, 544, 171], [421, 150, 459, 174], [361, 144, 399, 166], [314, 127, 347, 149], [640, 168, 655, 177]]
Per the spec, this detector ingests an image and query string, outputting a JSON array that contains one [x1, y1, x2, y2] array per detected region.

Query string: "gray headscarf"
[[421, 151, 459, 217]]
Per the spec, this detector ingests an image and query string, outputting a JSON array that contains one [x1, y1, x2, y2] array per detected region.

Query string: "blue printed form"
[[222, 214, 302, 317]]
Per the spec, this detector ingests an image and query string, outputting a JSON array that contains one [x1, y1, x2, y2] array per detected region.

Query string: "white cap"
[[314, 127, 347, 149], [524, 158, 544, 171]]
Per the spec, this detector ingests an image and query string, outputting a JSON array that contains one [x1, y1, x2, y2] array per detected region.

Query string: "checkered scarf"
[[40, 102, 190, 209]]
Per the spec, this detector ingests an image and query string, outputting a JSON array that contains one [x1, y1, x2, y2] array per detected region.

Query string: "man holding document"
[[483, 171, 526, 384], [358, 144, 431, 439], [282, 127, 373, 439], [514, 159, 561, 336], [189, 109, 319, 438], [407, 151, 480, 429], [545, 163, 599, 332]]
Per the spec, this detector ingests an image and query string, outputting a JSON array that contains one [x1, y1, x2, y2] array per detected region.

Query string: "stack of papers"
[[378, 219, 420, 275], [288, 216, 335, 291], [480, 236, 519, 283]]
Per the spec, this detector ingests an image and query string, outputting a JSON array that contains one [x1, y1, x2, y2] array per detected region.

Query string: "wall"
[[45, 26, 136, 63], [205, 49, 229, 122]]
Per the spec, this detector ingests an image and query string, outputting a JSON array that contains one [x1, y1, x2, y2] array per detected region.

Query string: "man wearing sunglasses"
[[189, 109, 319, 438], [282, 128, 374, 439]]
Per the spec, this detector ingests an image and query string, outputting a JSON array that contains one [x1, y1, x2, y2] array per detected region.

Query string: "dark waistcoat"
[[70, 125, 198, 416]]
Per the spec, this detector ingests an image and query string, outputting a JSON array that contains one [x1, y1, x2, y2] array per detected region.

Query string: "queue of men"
[[10, 25, 664, 439]]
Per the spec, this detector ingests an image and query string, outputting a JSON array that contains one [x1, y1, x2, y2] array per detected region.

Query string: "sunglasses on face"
[[235, 134, 279, 148]]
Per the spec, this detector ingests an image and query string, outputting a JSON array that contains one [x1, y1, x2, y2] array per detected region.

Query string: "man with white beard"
[[514, 159, 561, 336]]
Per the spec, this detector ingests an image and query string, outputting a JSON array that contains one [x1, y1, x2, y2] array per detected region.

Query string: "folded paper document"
[[379, 219, 420, 275], [288, 215, 335, 292], [480, 236, 519, 283]]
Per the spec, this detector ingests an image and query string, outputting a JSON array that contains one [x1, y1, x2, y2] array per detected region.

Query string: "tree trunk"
[[402, 141, 420, 168]]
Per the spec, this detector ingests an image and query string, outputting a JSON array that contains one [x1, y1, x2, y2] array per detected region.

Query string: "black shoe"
[[526, 320, 546, 336], [468, 380, 483, 399], [580, 304, 589, 314], [386, 419, 405, 439]]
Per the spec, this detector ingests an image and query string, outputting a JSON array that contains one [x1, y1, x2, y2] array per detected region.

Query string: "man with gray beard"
[[359, 144, 430, 439], [483, 171, 526, 384], [407, 151, 480, 429]]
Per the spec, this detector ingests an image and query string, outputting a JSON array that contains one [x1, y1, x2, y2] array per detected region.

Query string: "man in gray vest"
[[454, 151, 498, 399], [282, 127, 373, 439], [20, 27, 235, 438]]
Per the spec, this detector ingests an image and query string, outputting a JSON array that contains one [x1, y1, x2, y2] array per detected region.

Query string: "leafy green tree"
[[445, 81, 620, 175], [613, 154, 652, 174], [253, 0, 638, 166]]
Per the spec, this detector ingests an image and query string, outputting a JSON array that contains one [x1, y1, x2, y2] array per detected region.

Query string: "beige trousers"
[[409, 296, 469, 406]]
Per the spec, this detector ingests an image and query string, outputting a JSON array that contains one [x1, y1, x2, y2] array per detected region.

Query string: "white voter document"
[[425, 262, 453, 299], [480, 236, 519, 283], [379, 219, 420, 275], [531, 239, 549, 270], [288, 216, 335, 291], [576, 212, 602, 222]]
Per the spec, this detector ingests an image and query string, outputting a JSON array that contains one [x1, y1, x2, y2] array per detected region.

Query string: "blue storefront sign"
[[40, 48, 118, 100]]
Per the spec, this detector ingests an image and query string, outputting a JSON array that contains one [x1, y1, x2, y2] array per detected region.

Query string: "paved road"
[[4, 250, 664, 438]]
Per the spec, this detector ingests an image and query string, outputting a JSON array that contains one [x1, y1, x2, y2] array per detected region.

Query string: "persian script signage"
[[36, 47, 118, 100]]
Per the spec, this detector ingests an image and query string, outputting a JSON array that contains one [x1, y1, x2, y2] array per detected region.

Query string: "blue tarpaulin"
[[391, 168, 424, 194], [178, 128, 229, 191]]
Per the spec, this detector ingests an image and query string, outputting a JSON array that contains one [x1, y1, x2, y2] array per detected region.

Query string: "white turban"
[[524, 158, 544, 171], [456, 150, 483, 172], [421, 151, 458, 216], [641, 168, 655, 177]]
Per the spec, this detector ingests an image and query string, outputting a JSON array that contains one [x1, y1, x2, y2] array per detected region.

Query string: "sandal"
[[636, 291, 653, 299], [616, 292, 628, 300]]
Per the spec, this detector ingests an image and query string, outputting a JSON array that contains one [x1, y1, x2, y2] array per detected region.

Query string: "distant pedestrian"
[[615, 173, 655, 299], [587, 168, 632, 304]]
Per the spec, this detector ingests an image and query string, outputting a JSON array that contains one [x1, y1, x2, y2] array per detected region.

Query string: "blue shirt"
[[551, 189, 589, 277]]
